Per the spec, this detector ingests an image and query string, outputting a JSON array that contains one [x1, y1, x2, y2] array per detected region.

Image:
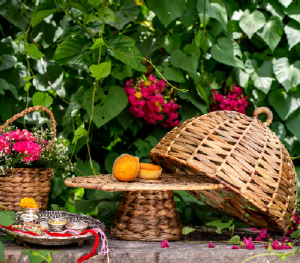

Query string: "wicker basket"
[[150, 107, 298, 234], [0, 106, 56, 211]]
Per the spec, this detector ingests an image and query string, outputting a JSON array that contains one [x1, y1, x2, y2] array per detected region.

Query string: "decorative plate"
[[0, 211, 105, 246]]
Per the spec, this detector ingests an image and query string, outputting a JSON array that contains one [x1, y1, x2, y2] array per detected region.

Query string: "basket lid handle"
[[252, 107, 273, 127], [0, 106, 57, 141]]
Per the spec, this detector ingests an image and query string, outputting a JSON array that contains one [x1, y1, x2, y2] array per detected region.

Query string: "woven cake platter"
[[0, 211, 104, 246], [150, 107, 298, 234], [64, 173, 225, 191]]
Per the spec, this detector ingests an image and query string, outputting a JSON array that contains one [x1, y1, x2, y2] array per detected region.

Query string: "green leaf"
[[88, 0, 101, 5], [51, 177, 68, 200], [112, 64, 132, 80], [73, 127, 88, 144], [0, 55, 17, 71], [162, 33, 181, 54], [286, 113, 300, 141], [180, 0, 198, 28], [32, 92, 53, 107], [284, 21, 300, 50], [268, 89, 300, 120], [23, 76, 34, 82], [75, 200, 100, 213], [0, 211, 15, 226], [232, 68, 249, 88], [0, 241, 4, 262], [32, 9, 58, 27], [109, 3, 140, 30], [170, 44, 200, 73], [206, 220, 233, 234], [245, 60, 274, 94], [161, 66, 185, 83], [197, 0, 210, 26], [182, 226, 196, 235], [148, 0, 186, 27], [134, 135, 158, 158], [239, 10, 266, 39], [0, 79, 18, 99], [211, 37, 244, 69], [92, 86, 128, 128], [270, 122, 286, 141], [74, 160, 100, 176], [105, 152, 120, 174], [107, 35, 146, 72], [228, 235, 241, 245], [178, 84, 207, 113], [257, 18, 283, 52], [264, 0, 285, 20], [117, 109, 135, 130], [284, 2, 300, 24], [278, 0, 292, 8], [273, 58, 300, 91], [98, 6, 116, 22], [22, 250, 60, 263], [196, 85, 209, 105], [0, 0, 32, 31], [195, 30, 214, 53], [89, 61, 111, 80], [210, 3, 227, 30], [82, 87, 105, 117], [52, 36, 86, 64], [25, 44, 44, 60], [90, 38, 105, 50], [290, 229, 300, 238]]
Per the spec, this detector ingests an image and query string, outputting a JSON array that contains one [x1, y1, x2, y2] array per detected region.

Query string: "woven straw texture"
[[111, 190, 182, 241], [150, 107, 298, 234], [64, 173, 225, 191], [0, 106, 56, 211]]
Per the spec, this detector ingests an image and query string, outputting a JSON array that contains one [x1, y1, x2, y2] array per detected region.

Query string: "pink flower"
[[0, 136, 11, 154], [243, 237, 255, 250], [232, 246, 239, 249], [124, 77, 180, 128], [161, 239, 170, 248], [251, 228, 258, 231], [13, 141, 42, 162], [210, 84, 248, 114], [208, 241, 215, 248], [3, 129, 35, 142], [265, 244, 269, 249], [271, 240, 291, 250], [255, 228, 270, 242]]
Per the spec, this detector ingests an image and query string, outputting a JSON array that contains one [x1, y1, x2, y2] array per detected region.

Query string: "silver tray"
[[0, 211, 105, 246]]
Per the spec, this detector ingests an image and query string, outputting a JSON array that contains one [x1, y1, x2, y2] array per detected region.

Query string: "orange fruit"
[[113, 154, 140, 181]]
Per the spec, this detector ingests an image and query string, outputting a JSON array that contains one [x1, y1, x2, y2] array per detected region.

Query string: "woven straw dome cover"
[[149, 107, 298, 234]]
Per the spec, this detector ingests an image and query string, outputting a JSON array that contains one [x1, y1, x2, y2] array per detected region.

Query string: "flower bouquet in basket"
[[0, 106, 72, 211]]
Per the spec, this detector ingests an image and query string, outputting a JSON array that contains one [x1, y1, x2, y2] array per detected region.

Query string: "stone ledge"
[[2, 229, 298, 263]]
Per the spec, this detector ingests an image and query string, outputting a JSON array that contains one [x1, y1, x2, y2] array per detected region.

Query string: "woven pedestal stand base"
[[111, 190, 182, 241]]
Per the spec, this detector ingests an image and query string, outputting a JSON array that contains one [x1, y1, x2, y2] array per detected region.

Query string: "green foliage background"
[[1, 0, 300, 228]]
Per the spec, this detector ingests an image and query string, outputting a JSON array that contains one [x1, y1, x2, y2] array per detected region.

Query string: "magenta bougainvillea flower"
[[280, 236, 293, 243], [255, 229, 270, 241], [210, 84, 248, 114], [251, 228, 258, 231], [161, 239, 170, 248], [13, 141, 42, 162], [232, 246, 239, 249], [243, 237, 255, 250], [124, 75, 180, 128], [0, 136, 11, 154], [269, 240, 291, 250], [3, 129, 35, 142], [208, 241, 215, 248]]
